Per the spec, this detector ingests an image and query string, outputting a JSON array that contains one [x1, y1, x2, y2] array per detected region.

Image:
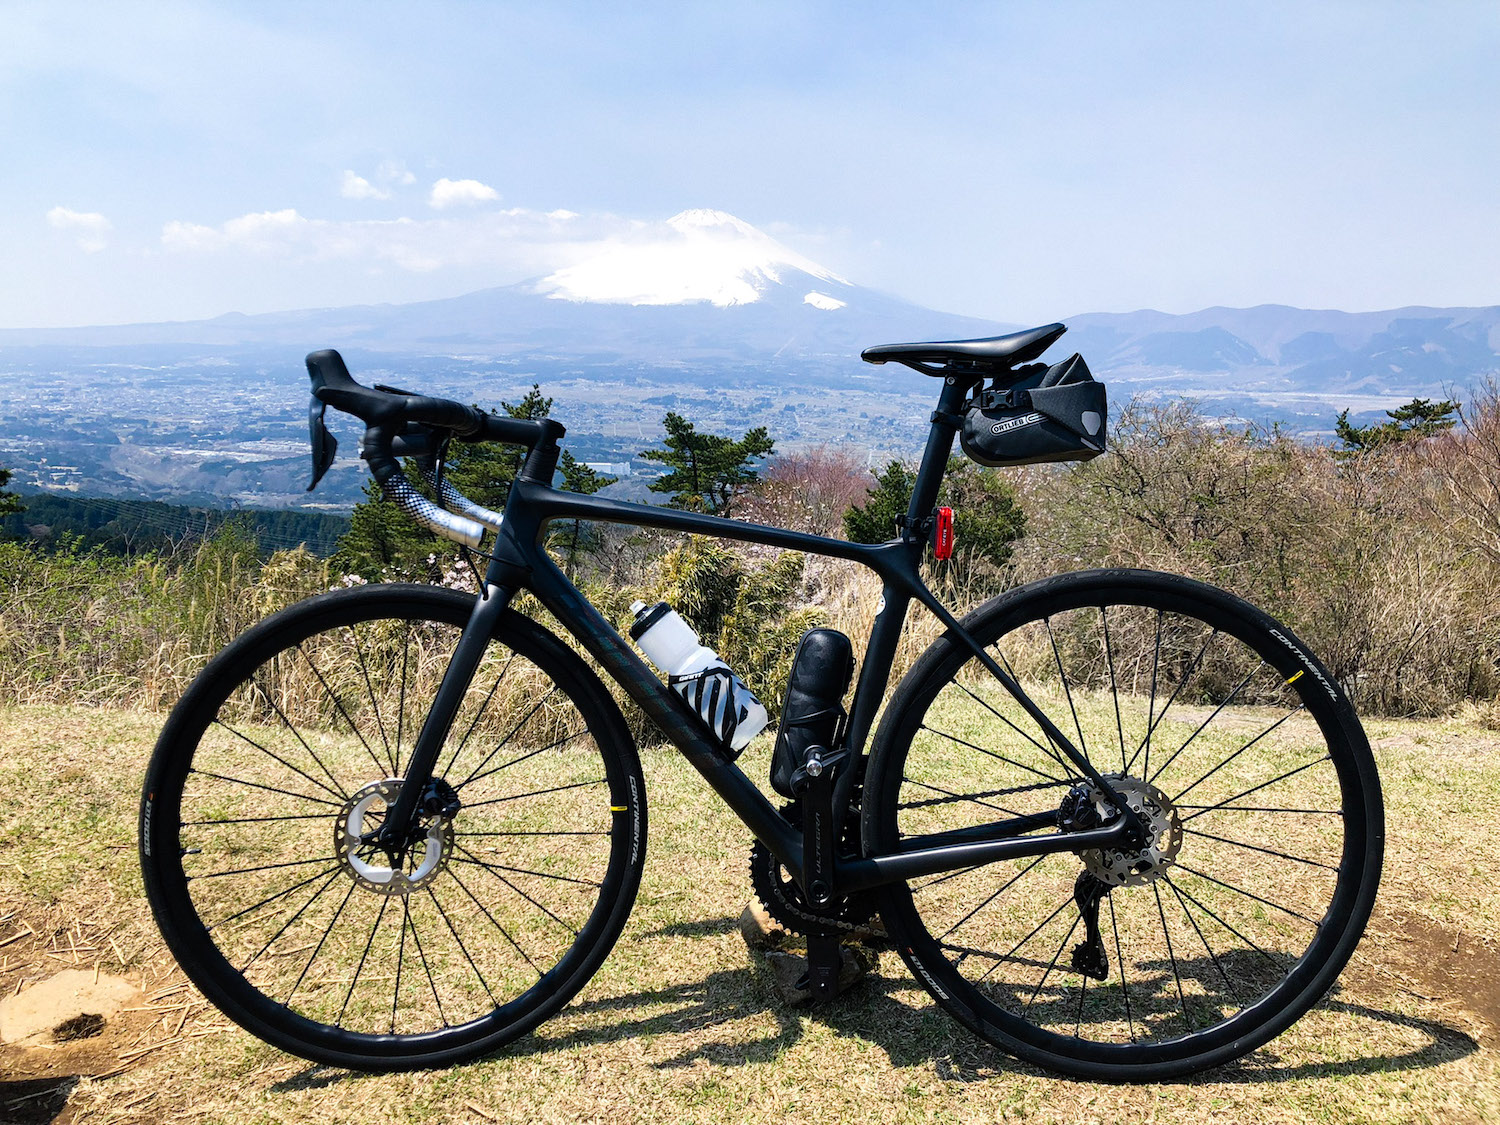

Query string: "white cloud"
[[160, 219, 221, 251], [163, 208, 310, 253], [428, 177, 499, 210], [377, 159, 416, 187], [340, 170, 390, 201], [158, 205, 603, 275], [46, 206, 112, 252]]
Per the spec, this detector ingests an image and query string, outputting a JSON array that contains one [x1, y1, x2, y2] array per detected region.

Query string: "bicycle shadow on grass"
[[269, 942, 1480, 1092], [532, 964, 1478, 1083], [267, 961, 967, 1094]]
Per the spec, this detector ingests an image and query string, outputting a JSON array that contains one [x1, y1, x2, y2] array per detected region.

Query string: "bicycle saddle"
[[861, 322, 1067, 373]]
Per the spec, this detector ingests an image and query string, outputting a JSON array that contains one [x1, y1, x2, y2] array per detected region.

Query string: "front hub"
[[335, 779, 455, 896]]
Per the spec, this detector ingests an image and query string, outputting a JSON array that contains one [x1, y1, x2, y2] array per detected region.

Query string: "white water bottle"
[[630, 600, 769, 752]]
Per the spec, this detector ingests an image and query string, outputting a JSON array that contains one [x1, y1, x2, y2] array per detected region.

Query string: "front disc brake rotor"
[[335, 779, 454, 895]]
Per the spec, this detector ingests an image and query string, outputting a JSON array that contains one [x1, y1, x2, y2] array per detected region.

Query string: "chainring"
[[748, 802, 877, 939]]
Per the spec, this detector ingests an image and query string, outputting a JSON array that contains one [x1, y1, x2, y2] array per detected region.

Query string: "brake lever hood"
[[307, 395, 338, 491]]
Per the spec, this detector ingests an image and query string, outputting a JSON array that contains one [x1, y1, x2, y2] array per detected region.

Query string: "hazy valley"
[[1, 211, 1496, 511]]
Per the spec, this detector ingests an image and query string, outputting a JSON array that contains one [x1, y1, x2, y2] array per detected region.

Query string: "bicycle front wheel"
[[141, 584, 647, 1071], [864, 569, 1383, 1080]]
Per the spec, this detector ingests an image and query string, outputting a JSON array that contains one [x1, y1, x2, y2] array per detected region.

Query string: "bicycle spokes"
[[879, 579, 1375, 1070]]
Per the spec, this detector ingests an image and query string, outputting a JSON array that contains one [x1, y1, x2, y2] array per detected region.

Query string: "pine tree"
[[640, 412, 774, 516], [1335, 397, 1459, 453], [843, 456, 1026, 567], [332, 477, 438, 578], [445, 385, 554, 510], [333, 385, 555, 578], [0, 465, 20, 520], [842, 460, 915, 544]]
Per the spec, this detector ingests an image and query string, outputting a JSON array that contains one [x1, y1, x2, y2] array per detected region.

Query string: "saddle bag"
[[770, 628, 855, 799], [959, 352, 1107, 467]]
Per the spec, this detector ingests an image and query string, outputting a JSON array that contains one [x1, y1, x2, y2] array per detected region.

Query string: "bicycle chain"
[[898, 776, 1072, 811], [750, 779, 1072, 936]]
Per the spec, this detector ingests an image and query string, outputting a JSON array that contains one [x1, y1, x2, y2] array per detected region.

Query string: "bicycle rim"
[[864, 569, 1383, 1080], [140, 584, 646, 1070]]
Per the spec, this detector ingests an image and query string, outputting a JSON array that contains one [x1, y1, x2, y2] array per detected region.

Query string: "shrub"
[[0, 532, 329, 709], [741, 446, 870, 536], [1009, 398, 1500, 715], [843, 457, 1026, 572]]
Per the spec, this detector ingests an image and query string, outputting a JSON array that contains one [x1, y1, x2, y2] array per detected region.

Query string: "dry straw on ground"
[[0, 704, 1496, 1125]]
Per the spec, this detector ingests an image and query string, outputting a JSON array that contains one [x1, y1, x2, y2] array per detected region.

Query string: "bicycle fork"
[[375, 582, 517, 851]]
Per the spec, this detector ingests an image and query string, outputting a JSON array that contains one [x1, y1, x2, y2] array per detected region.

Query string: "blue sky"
[[4, 1, 1497, 329]]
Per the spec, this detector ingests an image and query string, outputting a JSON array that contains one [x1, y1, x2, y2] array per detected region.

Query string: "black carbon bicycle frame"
[[388, 377, 1141, 895]]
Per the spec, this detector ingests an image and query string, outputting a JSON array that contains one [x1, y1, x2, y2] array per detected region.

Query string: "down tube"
[[524, 552, 806, 878]]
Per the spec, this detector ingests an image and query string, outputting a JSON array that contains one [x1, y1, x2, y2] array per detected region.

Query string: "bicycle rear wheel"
[[864, 569, 1383, 1080], [141, 584, 646, 1071]]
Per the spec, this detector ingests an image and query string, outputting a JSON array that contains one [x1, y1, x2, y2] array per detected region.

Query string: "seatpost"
[[905, 376, 971, 534]]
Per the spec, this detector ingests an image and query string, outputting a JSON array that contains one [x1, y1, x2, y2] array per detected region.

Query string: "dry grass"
[[0, 703, 1497, 1124]]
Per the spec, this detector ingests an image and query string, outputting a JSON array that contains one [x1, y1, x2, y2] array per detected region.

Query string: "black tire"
[[864, 569, 1383, 1081], [140, 584, 647, 1071]]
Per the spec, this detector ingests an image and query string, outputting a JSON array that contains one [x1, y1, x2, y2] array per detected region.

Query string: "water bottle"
[[629, 601, 769, 752]]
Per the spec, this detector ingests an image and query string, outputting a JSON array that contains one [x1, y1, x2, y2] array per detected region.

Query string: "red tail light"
[[933, 507, 954, 560]]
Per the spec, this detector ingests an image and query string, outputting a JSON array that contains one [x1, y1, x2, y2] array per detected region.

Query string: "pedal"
[[799, 934, 843, 1003]]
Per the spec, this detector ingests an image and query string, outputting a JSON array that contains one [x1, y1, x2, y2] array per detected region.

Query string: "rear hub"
[[1061, 774, 1182, 887]]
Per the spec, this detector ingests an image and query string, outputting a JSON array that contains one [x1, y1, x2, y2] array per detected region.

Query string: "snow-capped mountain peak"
[[664, 208, 764, 238], [533, 209, 846, 308]]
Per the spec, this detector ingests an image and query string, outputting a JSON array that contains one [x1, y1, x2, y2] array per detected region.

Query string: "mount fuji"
[[1, 210, 1008, 366]]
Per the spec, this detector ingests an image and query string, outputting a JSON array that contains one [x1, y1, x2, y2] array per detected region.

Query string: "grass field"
[[0, 702, 1497, 1125]]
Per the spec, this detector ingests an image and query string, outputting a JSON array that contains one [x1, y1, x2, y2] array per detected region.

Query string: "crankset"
[[748, 802, 876, 940]]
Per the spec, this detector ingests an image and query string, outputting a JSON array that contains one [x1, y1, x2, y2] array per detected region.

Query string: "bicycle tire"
[[863, 569, 1383, 1081], [140, 584, 647, 1071]]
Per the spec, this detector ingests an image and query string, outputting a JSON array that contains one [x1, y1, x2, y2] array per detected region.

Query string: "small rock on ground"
[[763, 945, 878, 1006]]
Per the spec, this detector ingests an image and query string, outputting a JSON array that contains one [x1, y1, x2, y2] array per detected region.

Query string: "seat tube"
[[842, 585, 909, 758]]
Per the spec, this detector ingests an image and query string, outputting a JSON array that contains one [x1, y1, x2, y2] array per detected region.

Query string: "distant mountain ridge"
[[1066, 304, 1500, 397], [2, 210, 1496, 402]]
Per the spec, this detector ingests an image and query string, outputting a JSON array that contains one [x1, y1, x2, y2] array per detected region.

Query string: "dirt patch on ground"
[[1371, 727, 1500, 761], [0, 905, 228, 1123], [0, 969, 141, 1046], [1357, 903, 1500, 1045]]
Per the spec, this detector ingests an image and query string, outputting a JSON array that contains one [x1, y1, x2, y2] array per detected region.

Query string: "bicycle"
[[139, 324, 1384, 1081]]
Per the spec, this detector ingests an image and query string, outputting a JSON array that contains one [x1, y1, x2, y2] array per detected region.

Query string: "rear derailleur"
[[1058, 782, 1111, 981]]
